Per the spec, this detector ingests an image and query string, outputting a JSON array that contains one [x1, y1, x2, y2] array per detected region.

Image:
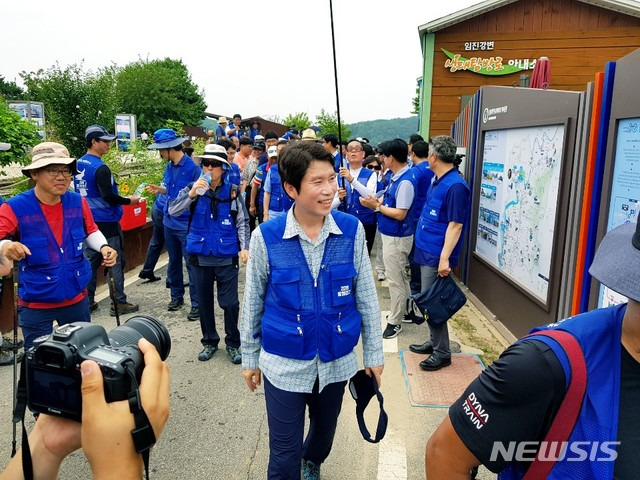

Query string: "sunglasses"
[[201, 159, 223, 168], [366, 165, 382, 171]]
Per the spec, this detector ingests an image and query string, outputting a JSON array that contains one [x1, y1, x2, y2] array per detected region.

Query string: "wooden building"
[[418, 0, 640, 137]]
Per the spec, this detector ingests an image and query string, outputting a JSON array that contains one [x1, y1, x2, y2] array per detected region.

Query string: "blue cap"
[[147, 129, 188, 149]]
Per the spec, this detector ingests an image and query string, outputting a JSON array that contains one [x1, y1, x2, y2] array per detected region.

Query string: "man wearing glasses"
[[0, 142, 117, 349], [74, 125, 140, 316]]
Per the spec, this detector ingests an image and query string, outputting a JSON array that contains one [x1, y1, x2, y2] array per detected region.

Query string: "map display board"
[[600, 117, 640, 307], [475, 124, 565, 304]]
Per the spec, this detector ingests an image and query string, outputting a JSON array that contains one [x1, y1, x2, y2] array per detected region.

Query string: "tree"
[[0, 76, 25, 100], [0, 97, 41, 173], [315, 109, 351, 139], [282, 112, 311, 130], [412, 85, 420, 115], [115, 58, 206, 135], [21, 63, 118, 157]]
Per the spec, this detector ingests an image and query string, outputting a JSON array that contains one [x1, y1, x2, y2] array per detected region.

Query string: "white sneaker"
[[377, 272, 386, 281]]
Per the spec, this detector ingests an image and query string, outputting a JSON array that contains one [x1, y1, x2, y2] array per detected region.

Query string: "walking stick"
[[329, 0, 348, 211], [106, 267, 120, 327], [11, 264, 19, 457]]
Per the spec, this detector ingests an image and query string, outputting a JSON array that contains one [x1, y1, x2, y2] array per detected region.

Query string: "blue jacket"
[[186, 182, 239, 258], [377, 167, 417, 237], [259, 211, 361, 362], [409, 162, 434, 230], [344, 168, 376, 226], [268, 164, 294, 213], [500, 304, 625, 480], [162, 154, 200, 230], [8, 190, 92, 303], [74, 154, 123, 222], [415, 170, 469, 265]]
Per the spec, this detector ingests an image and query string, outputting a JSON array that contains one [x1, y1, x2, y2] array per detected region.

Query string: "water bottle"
[[132, 182, 147, 197], [196, 172, 211, 196]]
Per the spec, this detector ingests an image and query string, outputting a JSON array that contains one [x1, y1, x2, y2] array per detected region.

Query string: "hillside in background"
[[348, 116, 419, 146]]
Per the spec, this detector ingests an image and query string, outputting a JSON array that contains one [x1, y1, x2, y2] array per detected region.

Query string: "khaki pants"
[[381, 234, 413, 325]]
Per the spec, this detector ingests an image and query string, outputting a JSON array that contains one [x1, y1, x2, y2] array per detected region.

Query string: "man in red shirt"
[[0, 142, 116, 349]]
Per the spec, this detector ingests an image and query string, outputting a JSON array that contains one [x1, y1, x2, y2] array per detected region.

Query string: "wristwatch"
[[374, 205, 381, 213]]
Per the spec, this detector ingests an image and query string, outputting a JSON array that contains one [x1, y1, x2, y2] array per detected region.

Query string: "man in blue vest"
[[168, 144, 250, 363], [0, 142, 116, 349], [146, 129, 201, 319], [215, 117, 228, 141], [361, 139, 417, 339], [338, 139, 378, 253], [262, 142, 295, 222], [426, 220, 640, 480], [409, 136, 470, 370], [74, 125, 139, 316], [406, 140, 435, 301], [241, 141, 384, 480]]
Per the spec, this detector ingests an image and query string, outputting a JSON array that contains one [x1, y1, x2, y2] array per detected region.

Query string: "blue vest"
[[409, 162, 434, 229], [162, 154, 200, 231], [74, 154, 123, 222], [259, 211, 361, 362], [186, 183, 239, 258], [268, 165, 294, 213], [8, 190, 92, 303], [344, 168, 376, 226], [415, 170, 469, 263], [377, 167, 417, 237], [256, 164, 268, 208], [225, 162, 241, 188], [499, 304, 625, 480], [215, 125, 226, 140]]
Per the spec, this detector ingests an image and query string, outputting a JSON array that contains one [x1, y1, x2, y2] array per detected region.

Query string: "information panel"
[[475, 124, 565, 304], [600, 117, 640, 307]]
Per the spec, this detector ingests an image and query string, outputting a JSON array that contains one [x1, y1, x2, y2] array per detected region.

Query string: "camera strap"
[[126, 363, 156, 480], [12, 360, 35, 480]]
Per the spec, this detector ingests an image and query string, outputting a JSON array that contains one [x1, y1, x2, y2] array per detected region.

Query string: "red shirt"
[[0, 196, 99, 308]]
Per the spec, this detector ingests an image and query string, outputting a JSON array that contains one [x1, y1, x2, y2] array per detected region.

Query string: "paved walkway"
[[0, 252, 510, 479]]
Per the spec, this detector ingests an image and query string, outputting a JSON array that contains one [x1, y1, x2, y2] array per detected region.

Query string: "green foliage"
[[21, 63, 118, 157], [191, 137, 206, 157], [412, 86, 420, 115], [163, 119, 185, 136], [315, 109, 351, 140], [349, 116, 419, 147], [0, 98, 41, 172], [282, 112, 311, 130], [115, 58, 206, 135], [101, 139, 165, 212], [0, 76, 25, 100]]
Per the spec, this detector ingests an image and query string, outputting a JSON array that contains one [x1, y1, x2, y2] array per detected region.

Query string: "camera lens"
[[108, 315, 171, 360]]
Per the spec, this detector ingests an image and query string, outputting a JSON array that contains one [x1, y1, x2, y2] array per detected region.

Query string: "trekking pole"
[[11, 264, 19, 457], [329, 0, 348, 211], [106, 267, 120, 327]]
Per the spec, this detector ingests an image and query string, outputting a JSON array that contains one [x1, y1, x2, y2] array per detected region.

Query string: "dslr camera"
[[25, 316, 171, 421]]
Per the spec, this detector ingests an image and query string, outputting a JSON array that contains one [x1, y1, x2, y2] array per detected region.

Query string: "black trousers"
[[363, 222, 377, 255], [264, 376, 347, 480], [191, 262, 240, 348]]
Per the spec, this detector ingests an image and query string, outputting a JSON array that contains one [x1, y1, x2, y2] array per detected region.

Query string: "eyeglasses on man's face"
[[43, 167, 73, 178], [347, 147, 363, 153]]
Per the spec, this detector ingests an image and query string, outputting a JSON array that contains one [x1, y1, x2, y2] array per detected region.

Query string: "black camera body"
[[26, 316, 170, 421]]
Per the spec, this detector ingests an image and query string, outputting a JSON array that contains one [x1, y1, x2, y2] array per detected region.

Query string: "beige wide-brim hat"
[[196, 144, 230, 166], [300, 128, 321, 142], [218, 116, 229, 125], [21, 142, 78, 177]]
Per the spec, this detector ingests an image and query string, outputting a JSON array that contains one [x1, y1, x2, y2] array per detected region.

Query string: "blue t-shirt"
[[162, 154, 201, 230], [413, 169, 470, 267]]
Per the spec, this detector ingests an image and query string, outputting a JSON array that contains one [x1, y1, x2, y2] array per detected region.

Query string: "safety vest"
[[415, 170, 469, 263], [377, 167, 417, 237], [186, 183, 239, 258], [8, 190, 92, 303], [499, 304, 625, 480], [260, 211, 361, 362], [409, 162, 434, 229], [74, 153, 123, 222], [344, 168, 376, 226], [268, 164, 294, 214]]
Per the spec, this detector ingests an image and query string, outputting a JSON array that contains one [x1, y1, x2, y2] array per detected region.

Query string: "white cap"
[[267, 146, 278, 157]]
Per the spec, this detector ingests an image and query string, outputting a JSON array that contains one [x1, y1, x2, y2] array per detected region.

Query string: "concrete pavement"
[[0, 252, 509, 479]]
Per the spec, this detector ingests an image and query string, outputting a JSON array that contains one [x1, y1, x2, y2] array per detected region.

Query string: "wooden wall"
[[428, 0, 640, 136]]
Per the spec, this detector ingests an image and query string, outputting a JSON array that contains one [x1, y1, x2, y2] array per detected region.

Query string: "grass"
[[450, 312, 502, 366]]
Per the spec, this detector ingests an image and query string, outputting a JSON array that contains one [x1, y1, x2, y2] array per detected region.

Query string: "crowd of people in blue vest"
[[0, 114, 638, 479]]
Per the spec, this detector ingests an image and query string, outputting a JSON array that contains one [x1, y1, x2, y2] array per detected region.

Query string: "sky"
[[1, 0, 481, 124]]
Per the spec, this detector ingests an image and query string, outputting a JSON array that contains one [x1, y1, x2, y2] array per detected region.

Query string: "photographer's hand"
[[80, 338, 169, 480], [0, 415, 81, 480]]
